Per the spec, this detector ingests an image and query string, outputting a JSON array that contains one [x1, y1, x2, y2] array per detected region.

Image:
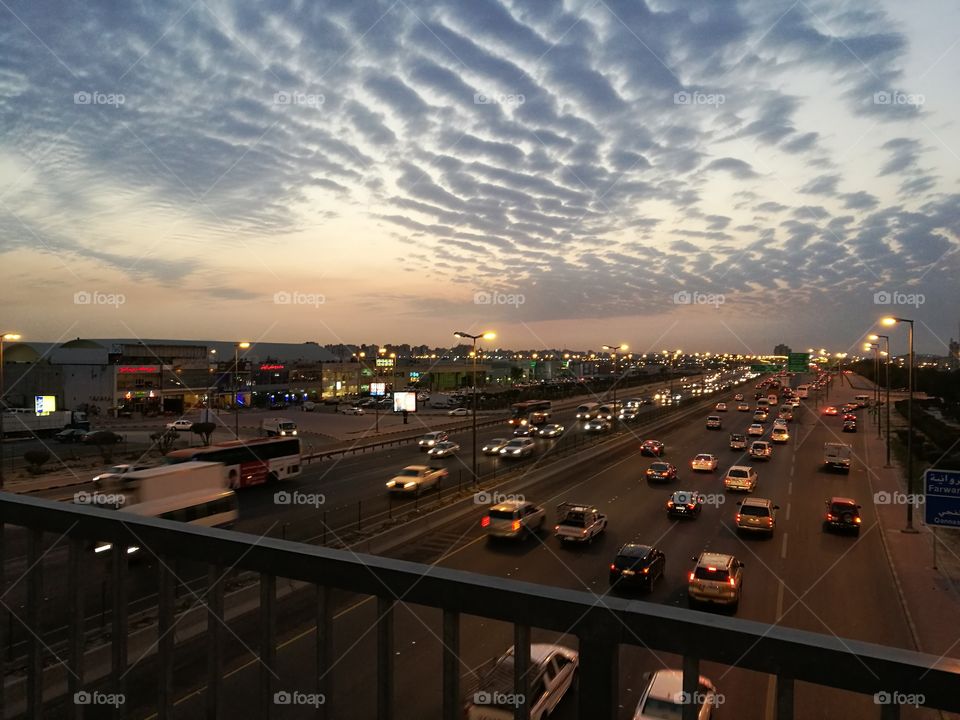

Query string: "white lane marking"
[[785, 503, 791, 521], [790, 464, 794, 477], [787, 481, 792, 496], [781, 532, 788, 559]]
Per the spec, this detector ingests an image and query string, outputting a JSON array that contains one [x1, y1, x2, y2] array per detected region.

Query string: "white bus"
[[166, 437, 302, 488], [796, 384, 810, 399], [575, 402, 600, 420]]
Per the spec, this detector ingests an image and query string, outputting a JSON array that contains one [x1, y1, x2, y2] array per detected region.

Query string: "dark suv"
[[823, 497, 862, 534]]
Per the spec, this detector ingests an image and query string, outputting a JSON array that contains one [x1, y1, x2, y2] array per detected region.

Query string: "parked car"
[[55, 428, 89, 443], [609, 543, 665, 592], [83, 431, 123, 444], [385, 465, 448, 494], [340, 405, 364, 415], [688, 552, 744, 611], [633, 669, 719, 720], [481, 500, 545, 540], [735, 497, 779, 536], [165, 419, 193, 432], [823, 497, 863, 534], [448, 407, 472, 416]]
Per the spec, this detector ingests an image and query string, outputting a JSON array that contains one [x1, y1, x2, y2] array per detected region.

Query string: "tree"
[[24, 449, 51, 475], [86, 431, 122, 463], [191, 422, 216, 446], [150, 428, 179, 456]]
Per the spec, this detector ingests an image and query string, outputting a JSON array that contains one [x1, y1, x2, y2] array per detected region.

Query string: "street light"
[[663, 350, 682, 405], [0, 332, 22, 489], [882, 316, 917, 532], [234, 341, 251, 439], [864, 342, 881, 438], [601, 344, 628, 415], [454, 330, 496, 485], [869, 333, 892, 467]]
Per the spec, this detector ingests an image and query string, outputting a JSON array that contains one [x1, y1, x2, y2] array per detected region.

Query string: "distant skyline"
[[1, 0, 957, 354]]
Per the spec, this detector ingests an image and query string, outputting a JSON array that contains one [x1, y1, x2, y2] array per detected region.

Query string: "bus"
[[166, 437, 302, 488], [509, 400, 552, 426], [796, 384, 810, 399]]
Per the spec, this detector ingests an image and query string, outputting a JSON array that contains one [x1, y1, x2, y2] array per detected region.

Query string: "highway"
[[111, 375, 935, 720]]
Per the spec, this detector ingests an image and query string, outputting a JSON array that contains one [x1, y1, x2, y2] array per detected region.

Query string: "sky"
[[0, 0, 958, 356]]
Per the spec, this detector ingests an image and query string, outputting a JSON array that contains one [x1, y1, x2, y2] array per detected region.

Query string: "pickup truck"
[[824, 442, 852, 474], [554, 503, 608, 543], [385, 465, 448, 494]]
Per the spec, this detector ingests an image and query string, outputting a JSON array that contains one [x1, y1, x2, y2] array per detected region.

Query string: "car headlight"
[[386, 481, 394, 488], [404, 481, 417, 488]]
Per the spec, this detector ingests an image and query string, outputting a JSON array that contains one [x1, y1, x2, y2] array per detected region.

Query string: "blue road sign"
[[924, 469, 960, 528]]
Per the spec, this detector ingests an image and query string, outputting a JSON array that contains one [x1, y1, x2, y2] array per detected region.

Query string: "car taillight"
[[610, 564, 617, 571], [642, 567, 649, 574], [767, 518, 774, 526], [481, 516, 490, 528], [826, 513, 834, 520], [511, 520, 521, 532], [854, 517, 862, 524], [735, 514, 741, 522], [688, 572, 696, 581], [687, 504, 696, 510], [555, 525, 560, 532], [667, 501, 674, 508], [729, 577, 736, 587]]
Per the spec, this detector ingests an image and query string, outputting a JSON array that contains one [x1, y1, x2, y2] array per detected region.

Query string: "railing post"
[[68, 537, 85, 720], [513, 623, 530, 720], [377, 596, 395, 720], [776, 674, 794, 720], [880, 701, 901, 720], [316, 585, 333, 720], [207, 564, 224, 720], [578, 626, 618, 719], [26, 529, 43, 718], [259, 574, 276, 719], [682, 654, 699, 720], [158, 558, 175, 719], [442, 609, 460, 720], [111, 542, 128, 719], [0, 520, 5, 713]]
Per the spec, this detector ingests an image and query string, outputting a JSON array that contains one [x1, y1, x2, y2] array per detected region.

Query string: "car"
[[724, 465, 758, 492], [513, 425, 537, 437], [640, 440, 665, 456], [481, 500, 546, 539], [609, 543, 666, 592], [823, 406, 839, 416], [749, 441, 772, 460], [790, 398, 801, 408], [418, 431, 448, 449], [82, 431, 123, 444], [555, 503, 607, 543], [824, 497, 863, 534], [771, 427, 789, 443], [645, 462, 677, 483], [584, 418, 611, 432], [633, 669, 720, 720], [427, 441, 459, 458], [538, 423, 565, 438], [842, 412, 857, 422], [734, 393, 744, 401], [715, 402, 728, 412], [340, 405, 365, 415], [499, 437, 536, 458], [737, 403, 751, 412], [666, 490, 704, 518], [752, 410, 768, 422], [55, 428, 89, 443], [747, 423, 765, 436], [736, 497, 779, 535], [705, 415, 722, 430], [447, 407, 472, 416], [482, 438, 509, 455], [840, 403, 857, 414], [92, 463, 153, 486], [691, 454, 719, 472], [842, 420, 857, 433], [688, 552, 744, 610], [618, 409, 639, 421], [165, 419, 193, 432], [464, 644, 577, 720], [385, 465, 448, 494], [773, 417, 788, 429], [729, 433, 747, 450]]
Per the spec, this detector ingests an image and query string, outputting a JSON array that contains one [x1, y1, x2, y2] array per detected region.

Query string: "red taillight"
[[728, 577, 736, 587], [610, 564, 617, 571], [667, 501, 674, 508], [855, 517, 862, 524], [642, 567, 649, 574], [481, 516, 490, 528], [511, 520, 521, 532], [826, 513, 834, 521], [767, 518, 774, 526], [687, 504, 696, 510], [735, 514, 741, 522], [688, 572, 696, 581]]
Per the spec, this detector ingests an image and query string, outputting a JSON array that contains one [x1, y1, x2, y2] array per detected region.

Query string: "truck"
[[97, 461, 228, 503], [554, 503, 608, 543], [824, 442, 852, 474], [1, 409, 88, 438], [260, 417, 298, 437]]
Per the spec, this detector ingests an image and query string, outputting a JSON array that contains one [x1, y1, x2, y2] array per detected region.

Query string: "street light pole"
[[864, 343, 881, 437], [602, 344, 628, 418], [0, 332, 22, 489], [454, 330, 496, 485], [882, 317, 916, 532], [234, 341, 251, 439], [871, 334, 892, 467]]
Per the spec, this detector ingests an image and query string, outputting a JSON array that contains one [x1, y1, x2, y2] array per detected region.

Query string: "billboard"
[[370, 382, 387, 397], [925, 469, 960, 528], [35, 395, 57, 415], [393, 391, 416, 413]]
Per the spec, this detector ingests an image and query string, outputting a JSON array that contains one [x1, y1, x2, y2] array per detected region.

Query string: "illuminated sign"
[[34, 395, 57, 415], [393, 391, 416, 413], [370, 382, 387, 397], [409, 371, 421, 380], [260, 364, 285, 371], [376, 358, 394, 367], [118, 365, 160, 374]]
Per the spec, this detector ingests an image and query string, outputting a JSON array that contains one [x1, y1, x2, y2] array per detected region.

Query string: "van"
[[824, 442, 852, 473], [854, 394, 871, 407], [575, 402, 599, 420], [261, 417, 298, 437], [779, 405, 793, 421]]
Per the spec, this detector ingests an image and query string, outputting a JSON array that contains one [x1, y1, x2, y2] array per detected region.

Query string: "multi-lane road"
[[137, 374, 933, 720]]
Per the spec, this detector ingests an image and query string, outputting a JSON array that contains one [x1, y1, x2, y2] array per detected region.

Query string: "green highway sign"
[[788, 352, 810, 372], [751, 364, 781, 372]]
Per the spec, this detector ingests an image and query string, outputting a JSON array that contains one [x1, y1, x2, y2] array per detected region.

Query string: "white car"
[[537, 423, 565, 438], [790, 398, 801, 408], [633, 669, 719, 720], [691, 454, 719, 472], [427, 441, 459, 458], [500, 438, 535, 458], [724, 465, 758, 492], [448, 407, 472, 416], [482, 438, 510, 455], [165, 419, 193, 432], [418, 431, 448, 449], [385, 465, 447, 494], [773, 418, 788, 429], [465, 644, 578, 720], [749, 440, 772, 460], [584, 418, 611, 432], [771, 427, 789, 443], [92, 464, 152, 486], [747, 423, 765, 436], [340, 405, 364, 415]]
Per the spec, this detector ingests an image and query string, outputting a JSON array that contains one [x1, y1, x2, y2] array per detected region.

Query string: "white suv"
[[500, 437, 536, 458], [688, 552, 744, 611], [633, 669, 720, 719], [724, 465, 758, 492], [482, 500, 545, 539]]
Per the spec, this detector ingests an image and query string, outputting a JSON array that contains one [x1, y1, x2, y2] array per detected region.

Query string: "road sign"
[[924, 469, 960, 527], [750, 364, 781, 372], [788, 352, 810, 372]]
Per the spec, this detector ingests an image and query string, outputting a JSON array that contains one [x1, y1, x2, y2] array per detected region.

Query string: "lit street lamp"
[[602, 344, 628, 416], [0, 332, 22, 489], [863, 342, 881, 437], [454, 330, 496, 485], [869, 333, 892, 467], [234, 341, 251, 438], [663, 350, 682, 405], [882, 316, 917, 532]]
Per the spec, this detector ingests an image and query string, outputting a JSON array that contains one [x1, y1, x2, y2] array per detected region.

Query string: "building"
[[774, 343, 792, 356]]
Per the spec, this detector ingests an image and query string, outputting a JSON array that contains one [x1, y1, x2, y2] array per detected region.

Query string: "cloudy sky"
[[0, 0, 957, 355]]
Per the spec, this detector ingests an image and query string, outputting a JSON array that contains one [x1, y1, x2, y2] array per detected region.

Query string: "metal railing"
[[1, 493, 958, 720]]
